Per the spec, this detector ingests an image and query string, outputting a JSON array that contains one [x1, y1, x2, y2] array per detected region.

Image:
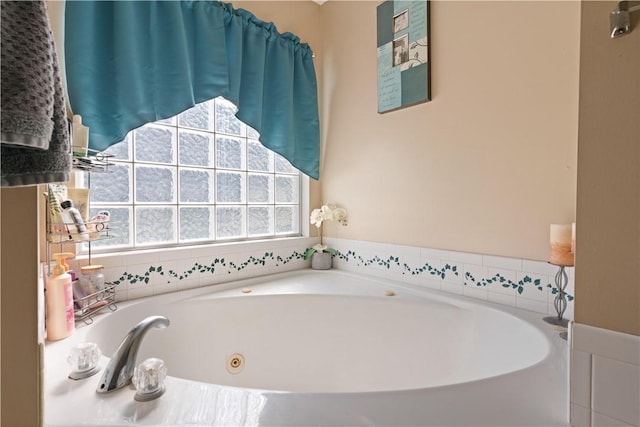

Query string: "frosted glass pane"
[[275, 175, 298, 203], [216, 136, 244, 170], [134, 125, 175, 164], [248, 173, 273, 203], [178, 101, 213, 130], [216, 206, 245, 239], [155, 115, 175, 126], [102, 136, 130, 160], [247, 140, 273, 172], [79, 93, 302, 252], [179, 131, 214, 167], [247, 126, 260, 139], [275, 153, 296, 174], [216, 171, 244, 203], [90, 164, 131, 203], [248, 206, 273, 236], [179, 169, 213, 203], [135, 166, 175, 203], [136, 207, 176, 245], [275, 206, 299, 234], [179, 207, 214, 241], [215, 98, 245, 136], [85, 206, 131, 248]]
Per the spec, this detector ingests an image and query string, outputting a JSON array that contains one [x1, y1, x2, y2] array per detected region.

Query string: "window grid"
[[83, 97, 301, 252]]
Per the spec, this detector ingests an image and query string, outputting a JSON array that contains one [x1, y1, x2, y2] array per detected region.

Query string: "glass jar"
[[79, 264, 105, 294]]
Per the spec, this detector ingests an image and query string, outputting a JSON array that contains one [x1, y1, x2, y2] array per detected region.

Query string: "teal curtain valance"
[[65, 1, 319, 179]]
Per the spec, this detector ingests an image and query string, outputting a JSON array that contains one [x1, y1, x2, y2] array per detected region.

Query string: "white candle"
[[550, 224, 574, 266]]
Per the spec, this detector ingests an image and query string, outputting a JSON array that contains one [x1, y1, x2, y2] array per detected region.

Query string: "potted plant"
[[304, 204, 347, 269]]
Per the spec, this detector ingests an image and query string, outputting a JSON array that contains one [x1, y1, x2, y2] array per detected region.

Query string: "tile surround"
[[68, 237, 316, 302], [326, 237, 575, 318], [570, 323, 640, 427], [68, 236, 575, 320], [62, 236, 640, 427]]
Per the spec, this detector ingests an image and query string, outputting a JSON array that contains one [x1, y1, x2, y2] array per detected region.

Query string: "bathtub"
[[44, 269, 569, 426]]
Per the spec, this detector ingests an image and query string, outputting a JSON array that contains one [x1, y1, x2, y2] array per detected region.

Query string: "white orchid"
[[332, 207, 347, 224], [304, 203, 348, 260], [309, 208, 325, 228]]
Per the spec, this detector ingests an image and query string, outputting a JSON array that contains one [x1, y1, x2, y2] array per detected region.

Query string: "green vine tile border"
[[110, 247, 573, 302], [111, 251, 305, 285], [335, 250, 574, 301]]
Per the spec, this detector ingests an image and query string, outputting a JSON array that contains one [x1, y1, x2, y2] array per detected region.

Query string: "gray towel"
[[1, 0, 70, 186]]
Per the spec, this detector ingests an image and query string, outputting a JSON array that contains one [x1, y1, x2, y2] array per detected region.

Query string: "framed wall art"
[[376, 0, 431, 113]]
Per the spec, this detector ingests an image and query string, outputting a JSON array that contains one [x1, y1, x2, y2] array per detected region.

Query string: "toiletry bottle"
[[79, 264, 105, 295], [46, 253, 75, 341], [60, 199, 89, 240], [72, 115, 89, 157], [60, 254, 79, 307], [60, 253, 76, 280]]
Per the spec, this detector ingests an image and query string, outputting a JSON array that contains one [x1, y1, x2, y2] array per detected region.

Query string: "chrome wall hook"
[[610, 1, 640, 38]]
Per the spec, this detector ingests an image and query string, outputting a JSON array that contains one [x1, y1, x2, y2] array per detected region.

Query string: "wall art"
[[377, 0, 431, 113]]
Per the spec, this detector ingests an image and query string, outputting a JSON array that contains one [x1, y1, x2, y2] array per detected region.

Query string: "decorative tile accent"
[[331, 246, 573, 301], [76, 236, 574, 318], [111, 251, 306, 286], [325, 237, 575, 317], [334, 249, 460, 280]]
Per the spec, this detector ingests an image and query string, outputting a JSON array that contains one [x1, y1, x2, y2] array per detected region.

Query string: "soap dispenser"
[[46, 253, 75, 341]]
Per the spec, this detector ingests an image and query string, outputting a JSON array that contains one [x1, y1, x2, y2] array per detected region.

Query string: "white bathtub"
[[45, 269, 569, 426]]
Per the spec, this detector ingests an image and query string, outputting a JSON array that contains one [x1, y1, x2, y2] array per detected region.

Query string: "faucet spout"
[[96, 315, 170, 393]]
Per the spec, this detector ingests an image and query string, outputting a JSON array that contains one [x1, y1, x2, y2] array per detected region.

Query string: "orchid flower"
[[304, 203, 348, 260]]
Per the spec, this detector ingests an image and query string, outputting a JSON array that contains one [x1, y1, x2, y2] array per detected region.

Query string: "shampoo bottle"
[[60, 199, 89, 240], [46, 253, 75, 341]]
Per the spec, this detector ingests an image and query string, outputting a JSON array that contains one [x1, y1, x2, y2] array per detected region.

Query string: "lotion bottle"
[[60, 199, 89, 240], [46, 253, 75, 341]]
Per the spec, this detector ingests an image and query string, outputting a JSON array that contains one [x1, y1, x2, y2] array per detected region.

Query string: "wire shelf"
[[74, 282, 118, 325]]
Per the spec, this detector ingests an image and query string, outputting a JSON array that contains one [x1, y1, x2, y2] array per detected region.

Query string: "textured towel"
[[1, 0, 70, 186]]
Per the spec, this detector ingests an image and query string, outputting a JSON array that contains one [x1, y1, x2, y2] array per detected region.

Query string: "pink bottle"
[[46, 253, 75, 341]]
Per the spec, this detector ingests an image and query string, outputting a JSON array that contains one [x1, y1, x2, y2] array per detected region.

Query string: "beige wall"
[[318, 1, 581, 261], [1, 187, 42, 427], [575, 1, 640, 336]]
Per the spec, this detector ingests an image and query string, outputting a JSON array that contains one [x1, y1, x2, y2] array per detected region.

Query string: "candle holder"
[[543, 263, 570, 329]]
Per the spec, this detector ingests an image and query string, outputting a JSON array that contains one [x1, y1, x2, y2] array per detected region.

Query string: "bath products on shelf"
[[79, 265, 105, 294], [46, 253, 75, 341], [66, 187, 90, 221], [60, 253, 76, 281], [72, 280, 88, 309], [47, 184, 70, 242], [60, 199, 89, 240], [87, 210, 110, 239], [72, 115, 89, 157]]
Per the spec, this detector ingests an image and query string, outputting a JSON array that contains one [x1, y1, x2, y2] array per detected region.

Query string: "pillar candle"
[[550, 224, 574, 266]]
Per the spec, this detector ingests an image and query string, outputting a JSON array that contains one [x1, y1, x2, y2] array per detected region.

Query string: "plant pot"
[[311, 252, 332, 270]]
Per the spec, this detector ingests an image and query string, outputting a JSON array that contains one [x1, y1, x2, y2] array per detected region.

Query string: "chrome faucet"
[[96, 315, 170, 394]]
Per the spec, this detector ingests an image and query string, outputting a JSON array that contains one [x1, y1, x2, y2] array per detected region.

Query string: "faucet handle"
[[133, 357, 167, 401], [68, 342, 102, 380]]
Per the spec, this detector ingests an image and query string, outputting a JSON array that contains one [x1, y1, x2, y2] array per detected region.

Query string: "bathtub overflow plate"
[[226, 353, 245, 374]]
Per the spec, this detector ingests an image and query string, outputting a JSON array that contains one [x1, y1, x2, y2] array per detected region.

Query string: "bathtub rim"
[[49, 268, 562, 396], [44, 268, 570, 426]]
